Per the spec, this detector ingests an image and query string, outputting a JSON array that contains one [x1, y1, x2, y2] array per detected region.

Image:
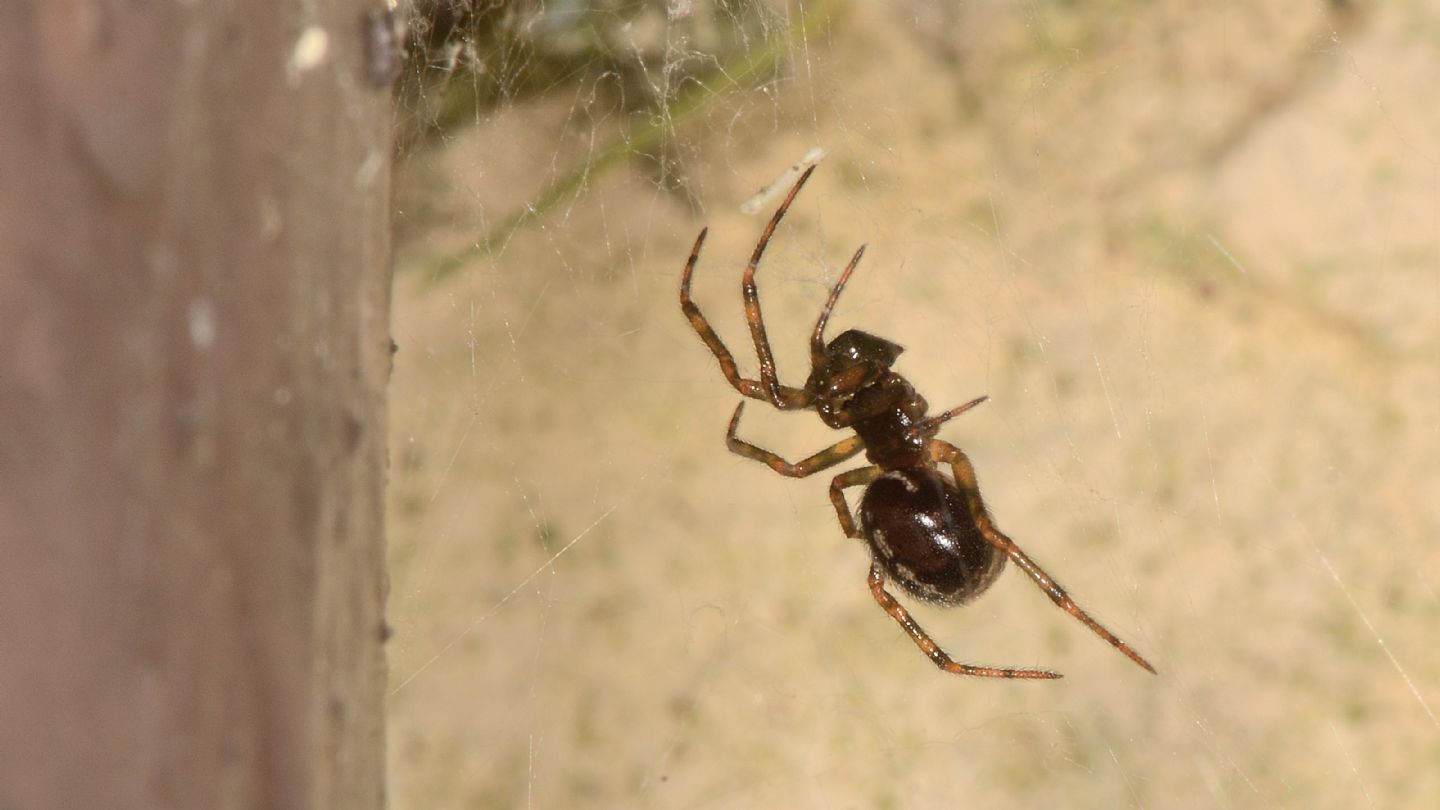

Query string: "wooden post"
[[0, 2, 391, 808]]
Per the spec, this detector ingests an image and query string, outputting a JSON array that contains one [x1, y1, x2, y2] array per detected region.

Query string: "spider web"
[[385, 2, 1440, 808]]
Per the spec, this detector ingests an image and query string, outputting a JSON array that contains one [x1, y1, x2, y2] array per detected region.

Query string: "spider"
[[679, 166, 1156, 679]]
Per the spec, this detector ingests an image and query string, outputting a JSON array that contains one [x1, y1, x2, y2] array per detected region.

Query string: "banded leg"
[[869, 563, 1062, 679], [681, 228, 809, 406], [809, 243, 867, 366], [741, 166, 818, 408], [827, 465, 881, 538], [725, 402, 864, 477], [905, 394, 989, 441], [930, 440, 1158, 674]]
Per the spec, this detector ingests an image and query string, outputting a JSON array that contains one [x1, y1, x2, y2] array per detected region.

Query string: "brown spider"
[[680, 166, 1156, 679]]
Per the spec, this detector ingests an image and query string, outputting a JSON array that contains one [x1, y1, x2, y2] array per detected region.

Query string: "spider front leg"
[[740, 166, 818, 408], [680, 228, 811, 409], [930, 440, 1158, 674], [725, 402, 864, 477]]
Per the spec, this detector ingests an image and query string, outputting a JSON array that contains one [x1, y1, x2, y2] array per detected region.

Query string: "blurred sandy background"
[[385, 2, 1440, 807]]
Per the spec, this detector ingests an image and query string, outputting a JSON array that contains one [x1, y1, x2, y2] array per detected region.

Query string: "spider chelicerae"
[[679, 166, 1156, 679]]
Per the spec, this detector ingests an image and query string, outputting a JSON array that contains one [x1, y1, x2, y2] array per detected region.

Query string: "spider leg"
[[809, 243, 866, 367], [868, 563, 1063, 679], [725, 402, 864, 477], [682, 228, 779, 402], [930, 440, 1158, 674], [906, 395, 989, 441], [681, 227, 811, 408], [828, 465, 880, 538], [740, 166, 817, 409]]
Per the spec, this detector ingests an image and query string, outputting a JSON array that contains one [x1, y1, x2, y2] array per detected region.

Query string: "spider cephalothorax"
[[817, 329, 903, 377], [809, 329, 909, 429], [680, 165, 1156, 679]]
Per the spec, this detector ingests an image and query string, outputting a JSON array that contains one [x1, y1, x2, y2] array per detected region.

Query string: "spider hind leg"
[[868, 564, 1062, 679]]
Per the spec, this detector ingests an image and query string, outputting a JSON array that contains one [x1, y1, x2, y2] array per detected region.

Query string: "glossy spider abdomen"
[[860, 468, 1007, 607]]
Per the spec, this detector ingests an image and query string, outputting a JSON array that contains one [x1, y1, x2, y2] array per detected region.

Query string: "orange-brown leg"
[[740, 166, 818, 408], [906, 394, 989, 441], [868, 564, 1063, 679], [809, 243, 867, 366], [681, 228, 809, 407], [725, 402, 864, 477], [827, 465, 881, 538], [930, 440, 1158, 674]]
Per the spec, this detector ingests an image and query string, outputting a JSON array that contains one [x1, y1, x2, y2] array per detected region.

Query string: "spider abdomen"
[[859, 468, 1006, 607]]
